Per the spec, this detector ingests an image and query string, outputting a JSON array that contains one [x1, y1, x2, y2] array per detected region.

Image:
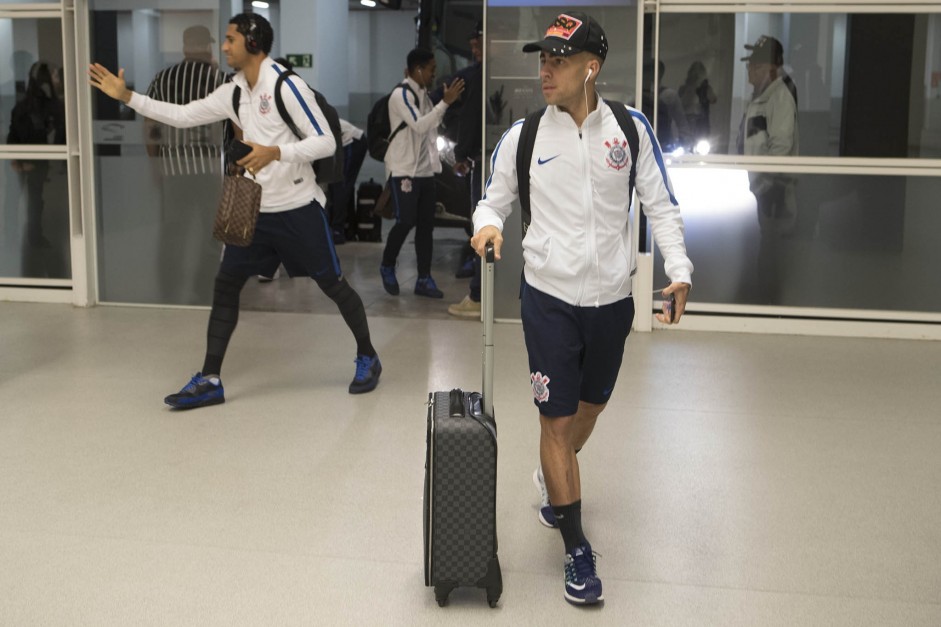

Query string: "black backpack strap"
[[273, 70, 304, 140], [386, 83, 420, 145], [232, 85, 241, 122], [516, 108, 545, 237], [605, 99, 640, 196]]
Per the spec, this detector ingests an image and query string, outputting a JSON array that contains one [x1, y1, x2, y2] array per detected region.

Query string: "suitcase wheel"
[[488, 599, 498, 608], [434, 584, 452, 607]]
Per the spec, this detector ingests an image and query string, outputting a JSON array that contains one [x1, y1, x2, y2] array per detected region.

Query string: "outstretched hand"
[[442, 77, 465, 105], [88, 63, 132, 103]]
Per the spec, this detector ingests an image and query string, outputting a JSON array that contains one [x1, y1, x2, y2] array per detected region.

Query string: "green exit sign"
[[286, 54, 312, 69]]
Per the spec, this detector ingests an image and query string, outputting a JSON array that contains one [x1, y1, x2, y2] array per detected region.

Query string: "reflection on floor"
[[240, 223, 475, 320]]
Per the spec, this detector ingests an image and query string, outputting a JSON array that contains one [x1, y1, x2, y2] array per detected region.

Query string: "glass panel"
[[90, 5, 226, 305], [0, 18, 65, 147], [655, 12, 941, 158], [654, 168, 941, 313], [0, 158, 72, 279]]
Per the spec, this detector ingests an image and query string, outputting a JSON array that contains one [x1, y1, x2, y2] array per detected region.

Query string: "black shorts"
[[219, 201, 341, 283], [520, 280, 635, 417]]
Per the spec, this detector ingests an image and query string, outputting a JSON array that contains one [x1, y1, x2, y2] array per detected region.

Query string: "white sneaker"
[[447, 295, 481, 319], [533, 467, 558, 528]]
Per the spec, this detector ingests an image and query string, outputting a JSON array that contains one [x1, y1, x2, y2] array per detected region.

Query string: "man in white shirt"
[[89, 13, 382, 409], [379, 48, 463, 299], [470, 12, 693, 606]]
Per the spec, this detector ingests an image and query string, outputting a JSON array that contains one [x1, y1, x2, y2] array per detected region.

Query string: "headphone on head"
[[244, 17, 260, 55]]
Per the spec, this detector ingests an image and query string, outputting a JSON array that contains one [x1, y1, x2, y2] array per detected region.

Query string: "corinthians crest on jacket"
[[604, 137, 629, 170]]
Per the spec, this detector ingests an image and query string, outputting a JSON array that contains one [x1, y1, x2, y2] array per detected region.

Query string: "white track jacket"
[[473, 102, 693, 307], [127, 58, 336, 211], [384, 76, 448, 179]]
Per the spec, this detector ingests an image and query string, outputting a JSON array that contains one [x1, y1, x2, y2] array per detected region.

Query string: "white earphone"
[[585, 67, 593, 83]]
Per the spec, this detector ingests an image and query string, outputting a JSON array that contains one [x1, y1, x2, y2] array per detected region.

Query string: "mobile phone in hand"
[[667, 293, 676, 322], [228, 139, 252, 163]]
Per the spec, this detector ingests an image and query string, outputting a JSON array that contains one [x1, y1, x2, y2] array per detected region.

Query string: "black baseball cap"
[[742, 35, 784, 65], [470, 21, 483, 40], [522, 12, 608, 61]]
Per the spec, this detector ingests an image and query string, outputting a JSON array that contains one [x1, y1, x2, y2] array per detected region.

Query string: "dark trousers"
[[329, 136, 368, 232], [382, 176, 436, 276], [467, 161, 483, 301]]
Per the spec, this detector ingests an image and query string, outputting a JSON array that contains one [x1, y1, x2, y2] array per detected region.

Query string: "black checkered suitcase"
[[424, 247, 502, 608]]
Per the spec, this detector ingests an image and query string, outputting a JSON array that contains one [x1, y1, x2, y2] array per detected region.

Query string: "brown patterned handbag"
[[212, 174, 262, 247]]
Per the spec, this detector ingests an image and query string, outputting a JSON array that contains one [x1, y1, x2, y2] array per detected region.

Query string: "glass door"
[[0, 4, 72, 298]]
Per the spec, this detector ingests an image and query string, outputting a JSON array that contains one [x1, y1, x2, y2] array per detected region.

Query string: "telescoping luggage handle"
[[482, 245, 495, 418]]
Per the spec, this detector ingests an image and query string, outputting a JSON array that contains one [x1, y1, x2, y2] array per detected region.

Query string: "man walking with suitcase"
[[470, 12, 693, 606], [89, 13, 382, 408]]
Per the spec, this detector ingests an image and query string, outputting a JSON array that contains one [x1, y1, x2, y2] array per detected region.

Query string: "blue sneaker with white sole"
[[563, 543, 603, 606], [164, 373, 224, 409]]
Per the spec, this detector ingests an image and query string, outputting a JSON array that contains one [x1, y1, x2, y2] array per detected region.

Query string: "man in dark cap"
[[737, 35, 799, 303], [470, 11, 693, 606]]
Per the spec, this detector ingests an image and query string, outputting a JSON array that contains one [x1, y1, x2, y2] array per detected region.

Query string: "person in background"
[[144, 25, 226, 303], [737, 35, 799, 304], [448, 22, 486, 319], [378, 47, 464, 299]]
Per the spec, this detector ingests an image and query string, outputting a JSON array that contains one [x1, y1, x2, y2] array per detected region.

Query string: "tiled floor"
[[2, 227, 940, 626]]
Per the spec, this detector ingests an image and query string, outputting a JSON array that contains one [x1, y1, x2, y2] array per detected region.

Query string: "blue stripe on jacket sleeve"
[[273, 64, 324, 136], [629, 109, 678, 205], [401, 86, 418, 121]]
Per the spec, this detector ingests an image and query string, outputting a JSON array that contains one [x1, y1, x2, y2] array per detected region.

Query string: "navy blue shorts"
[[520, 280, 635, 417], [219, 201, 341, 283]]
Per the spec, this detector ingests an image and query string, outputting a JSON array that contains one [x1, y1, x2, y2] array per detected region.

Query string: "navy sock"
[[552, 500, 587, 554]]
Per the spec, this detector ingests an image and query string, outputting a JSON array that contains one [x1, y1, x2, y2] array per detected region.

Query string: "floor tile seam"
[[601, 574, 941, 608]]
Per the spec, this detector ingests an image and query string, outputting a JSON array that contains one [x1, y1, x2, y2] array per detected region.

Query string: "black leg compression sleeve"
[[202, 271, 249, 376], [320, 278, 376, 357]]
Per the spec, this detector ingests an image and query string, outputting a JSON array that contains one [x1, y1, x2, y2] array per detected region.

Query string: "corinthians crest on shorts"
[[604, 137, 629, 171], [531, 371, 551, 403]]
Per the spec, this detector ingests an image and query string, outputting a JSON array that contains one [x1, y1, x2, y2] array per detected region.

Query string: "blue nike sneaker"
[[414, 275, 443, 299], [164, 373, 224, 409], [349, 354, 382, 394], [380, 264, 399, 295], [563, 543, 603, 606]]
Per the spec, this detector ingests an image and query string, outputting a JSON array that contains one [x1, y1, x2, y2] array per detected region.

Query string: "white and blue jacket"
[[384, 76, 449, 179], [127, 58, 336, 211], [473, 101, 693, 307]]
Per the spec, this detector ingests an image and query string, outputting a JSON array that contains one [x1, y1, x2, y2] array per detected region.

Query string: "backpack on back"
[[516, 100, 640, 236], [366, 83, 418, 161], [231, 69, 345, 185]]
